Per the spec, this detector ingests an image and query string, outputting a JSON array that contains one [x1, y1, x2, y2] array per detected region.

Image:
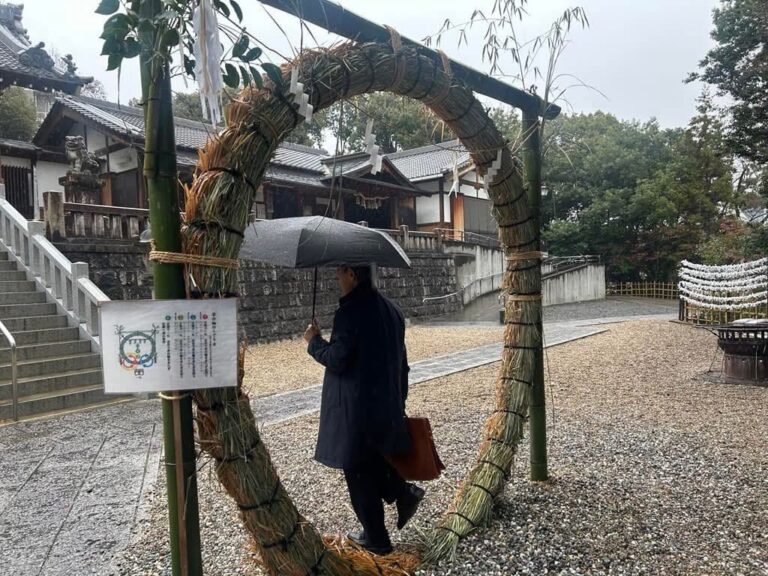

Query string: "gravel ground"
[[113, 320, 768, 575], [243, 325, 502, 397]]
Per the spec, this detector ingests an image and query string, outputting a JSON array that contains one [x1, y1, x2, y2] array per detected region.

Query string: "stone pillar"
[[44, 191, 66, 241], [59, 172, 101, 204], [399, 224, 410, 251]]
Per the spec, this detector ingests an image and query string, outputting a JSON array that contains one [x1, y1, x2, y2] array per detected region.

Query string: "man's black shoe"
[[345, 530, 393, 555], [396, 484, 425, 530]]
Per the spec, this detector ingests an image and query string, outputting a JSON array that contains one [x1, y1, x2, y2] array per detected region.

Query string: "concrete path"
[[0, 306, 673, 576], [0, 401, 163, 576], [253, 319, 612, 424]]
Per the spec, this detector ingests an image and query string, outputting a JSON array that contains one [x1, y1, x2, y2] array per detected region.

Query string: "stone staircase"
[[0, 246, 118, 422]]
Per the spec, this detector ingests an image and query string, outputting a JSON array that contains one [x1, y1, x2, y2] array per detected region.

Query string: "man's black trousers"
[[343, 452, 407, 546]]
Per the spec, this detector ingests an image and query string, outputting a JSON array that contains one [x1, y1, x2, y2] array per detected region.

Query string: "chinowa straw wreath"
[[180, 35, 542, 575]]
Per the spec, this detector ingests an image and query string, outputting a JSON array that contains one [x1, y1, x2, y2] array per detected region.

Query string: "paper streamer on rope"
[[449, 150, 460, 196], [678, 257, 768, 310], [484, 148, 504, 193], [681, 258, 768, 272], [289, 67, 314, 122], [364, 119, 382, 174], [193, 0, 225, 125]]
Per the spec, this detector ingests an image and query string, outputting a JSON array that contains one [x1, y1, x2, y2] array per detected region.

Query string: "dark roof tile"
[[386, 139, 473, 181]]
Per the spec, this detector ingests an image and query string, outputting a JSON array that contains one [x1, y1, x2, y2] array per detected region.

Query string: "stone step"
[[0, 270, 27, 282], [1, 315, 69, 333], [0, 384, 116, 421], [0, 368, 102, 401], [0, 352, 101, 380], [7, 326, 81, 346], [0, 280, 36, 293], [0, 340, 92, 363], [0, 260, 17, 271], [0, 291, 47, 305], [0, 302, 57, 320]]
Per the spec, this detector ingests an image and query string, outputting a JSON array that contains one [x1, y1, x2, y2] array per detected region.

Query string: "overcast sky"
[[23, 0, 720, 128]]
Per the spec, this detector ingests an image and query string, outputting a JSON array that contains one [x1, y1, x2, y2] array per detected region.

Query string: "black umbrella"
[[240, 216, 411, 317]]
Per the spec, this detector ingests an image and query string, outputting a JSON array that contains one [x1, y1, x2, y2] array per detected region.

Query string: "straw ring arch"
[[185, 36, 541, 575]]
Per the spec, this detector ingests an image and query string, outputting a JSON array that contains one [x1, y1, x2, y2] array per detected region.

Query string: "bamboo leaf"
[[249, 66, 264, 89], [232, 35, 249, 58], [123, 37, 141, 59], [95, 0, 120, 15], [100, 13, 132, 40], [223, 62, 240, 88], [242, 47, 262, 62], [184, 56, 196, 78], [239, 65, 251, 86], [161, 29, 180, 48], [213, 0, 230, 18], [101, 37, 122, 56], [106, 53, 123, 71], [230, 0, 243, 22], [261, 62, 284, 89]]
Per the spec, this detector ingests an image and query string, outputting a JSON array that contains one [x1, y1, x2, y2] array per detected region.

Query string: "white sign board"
[[99, 299, 238, 394]]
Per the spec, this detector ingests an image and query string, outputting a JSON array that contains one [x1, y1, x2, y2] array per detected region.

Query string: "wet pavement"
[[0, 297, 677, 576], [0, 401, 163, 576]]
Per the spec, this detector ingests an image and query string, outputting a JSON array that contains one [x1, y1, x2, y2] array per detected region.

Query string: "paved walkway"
[[0, 305, 674, 575]]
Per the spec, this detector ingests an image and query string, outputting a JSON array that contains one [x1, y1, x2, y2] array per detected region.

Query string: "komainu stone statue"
[[65, 136, 100, 176], [60, 136, 102, 204]]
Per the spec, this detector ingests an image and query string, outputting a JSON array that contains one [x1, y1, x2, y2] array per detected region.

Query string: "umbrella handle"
[[312, 267, 318, 321]]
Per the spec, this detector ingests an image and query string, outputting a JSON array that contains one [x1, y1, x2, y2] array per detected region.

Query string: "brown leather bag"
[[387, 416, 445, 481]]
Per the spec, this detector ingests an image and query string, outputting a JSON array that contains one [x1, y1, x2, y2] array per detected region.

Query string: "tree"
[[0, 87, 38, 141], [689, 0, 768, 164], [171, 91, 206, 122], [539, 107, 739, 281], [326, 93, 452, 153], [80, 79, 108, 100]]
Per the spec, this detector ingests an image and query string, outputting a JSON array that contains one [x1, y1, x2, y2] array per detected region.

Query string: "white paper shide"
[[100, 299, 238, 394]]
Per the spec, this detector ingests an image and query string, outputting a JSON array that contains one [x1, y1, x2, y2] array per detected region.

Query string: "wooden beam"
[[258, 0, 560, 118]]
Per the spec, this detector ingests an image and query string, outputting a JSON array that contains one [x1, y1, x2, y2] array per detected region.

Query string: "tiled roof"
[[322, 153, 372, 177], [34, 97, 433, 194], [0, 137, 37, 152], [58, 96, 218, 150], [271, 142, 328, 172], [386, 139, 473, 181], [0, 24, 89, 91], [264, 165, 326, 189]]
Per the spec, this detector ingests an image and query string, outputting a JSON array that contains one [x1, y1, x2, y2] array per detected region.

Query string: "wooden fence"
[[606, 281, 678, 299], [678, 300, 768, 325]]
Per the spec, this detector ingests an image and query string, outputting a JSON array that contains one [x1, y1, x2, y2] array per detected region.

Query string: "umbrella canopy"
[[240, 216, 411, 269]]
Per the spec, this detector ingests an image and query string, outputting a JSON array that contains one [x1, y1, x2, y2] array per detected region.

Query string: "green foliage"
[[327, 93, 453, 154], [690, 0, 768, 164], [0, 87, 38, 141], [96, 0, 267, 89], [172, 91, 207, 122], [540, 100, 741, 281], [696, 218, 768, 264]]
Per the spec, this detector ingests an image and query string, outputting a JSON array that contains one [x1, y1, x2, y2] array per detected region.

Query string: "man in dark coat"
[[304, 265, 424, 555]]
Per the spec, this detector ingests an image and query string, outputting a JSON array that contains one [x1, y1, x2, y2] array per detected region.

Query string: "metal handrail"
[[0, 320, 18, 421]]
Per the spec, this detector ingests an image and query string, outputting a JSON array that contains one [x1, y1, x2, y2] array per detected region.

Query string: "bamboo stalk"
[[522, 109, 547, 482], [138, 0, 202, 573]]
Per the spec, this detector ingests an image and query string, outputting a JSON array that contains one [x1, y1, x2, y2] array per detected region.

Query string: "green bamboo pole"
[[139, 1, 203, 573], [522, 108, 548, 482]]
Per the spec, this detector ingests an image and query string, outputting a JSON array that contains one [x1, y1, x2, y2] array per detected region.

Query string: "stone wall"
[[58, 239, 461, 342], [237, 254, 460, 342], [56, 240, 153, 300]]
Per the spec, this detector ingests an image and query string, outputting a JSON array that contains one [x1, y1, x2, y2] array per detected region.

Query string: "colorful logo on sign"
[[115, 326, 158, 379]]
